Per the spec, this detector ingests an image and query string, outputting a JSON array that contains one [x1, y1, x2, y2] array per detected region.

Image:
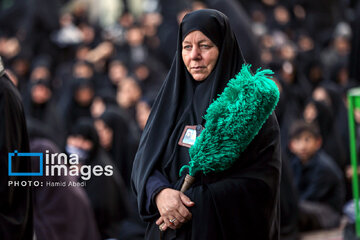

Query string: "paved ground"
[[301, 229, 343, 240], [300, 218, 347, 240]]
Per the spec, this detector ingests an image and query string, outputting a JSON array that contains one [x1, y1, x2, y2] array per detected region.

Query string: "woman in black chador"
[[131, 9, 281, 240]]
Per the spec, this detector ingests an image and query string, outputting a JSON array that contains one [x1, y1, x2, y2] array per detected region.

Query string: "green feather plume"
[[180, 64, 280, 177]]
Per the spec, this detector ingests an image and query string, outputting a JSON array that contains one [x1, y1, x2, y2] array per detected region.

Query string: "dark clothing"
[[306, 100, 347, 169], [280, 155, 300, 239], [0, 70, 33, 239], [131, 9, 281, 240], [298, 201, 341, 231], [147, 114, 281, 240], [24, 83, 65, 148], [30, 138, 101, 240], [290, 150, 345, 213], [349, 2, 360, 82], [68, 119, 132, 239], [63, 78, 94, 132], [99, 107, 139, 186]]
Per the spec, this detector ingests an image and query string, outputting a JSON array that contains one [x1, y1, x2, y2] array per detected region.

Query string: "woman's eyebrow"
[[182, 39, 210, 44]]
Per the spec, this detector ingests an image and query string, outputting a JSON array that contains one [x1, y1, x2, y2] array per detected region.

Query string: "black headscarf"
[[99, 107, 138, 186], [132, 9, 246, 219], [304, 99, 346, 169]]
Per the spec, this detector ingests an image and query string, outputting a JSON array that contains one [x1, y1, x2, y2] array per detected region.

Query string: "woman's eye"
[[183, 45, 191, 50], [200, 44, 210, 49]]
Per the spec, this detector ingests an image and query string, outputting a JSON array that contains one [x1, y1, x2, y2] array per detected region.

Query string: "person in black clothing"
[[65, 118, 132, 239], [95, 107, 139, 186], [24, 79, 65, 148], [131, 9, 281, 240], [63, 78, 94, 132], [303, 99, 346, 169], [288, 120, 345, 231], [0, 57, 33, 239]]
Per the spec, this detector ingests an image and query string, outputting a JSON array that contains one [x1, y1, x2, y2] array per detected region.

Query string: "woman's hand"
[[155, 188, 195, 231]]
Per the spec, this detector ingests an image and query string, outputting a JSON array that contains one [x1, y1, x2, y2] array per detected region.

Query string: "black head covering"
[[68, 118, 100, 158], [131, 9, 246, 220], [99, 107, 138, 185], [304, 99, 346, 168]]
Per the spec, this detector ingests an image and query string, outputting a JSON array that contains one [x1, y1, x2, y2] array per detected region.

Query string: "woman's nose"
[[190, 47, 201, 60]]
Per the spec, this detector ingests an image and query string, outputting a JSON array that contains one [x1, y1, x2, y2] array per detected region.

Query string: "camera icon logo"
[[8, 150, 43, 176]]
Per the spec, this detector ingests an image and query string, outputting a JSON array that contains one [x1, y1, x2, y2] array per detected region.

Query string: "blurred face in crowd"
[[95, 119, 113, 150], [337, 67, 349, 86], [75, 86, 94, 106], [303, 102, 317, 123], [136, 100, 151, 130], [91, 97, 106, 118], [135, 64, 149, 81], [76, 46, 90, 61], [182, 30, 219, 81], [30, 66, 50, 82], [116, 77, 142, 108], [127, 27, 144, 47], [312, 87, 331, 107], [280, 44, 295, 61], [274, 5, 290, 25], [73, 62, 93, 79], [289, 131, 322, 163], [67, 135, 93, 151], [281, 61, 295, 84], [31, 84, 52, 104], [298, 34, 314, 52], [109, 60, 128, 85], [334, 36, 350, 56]]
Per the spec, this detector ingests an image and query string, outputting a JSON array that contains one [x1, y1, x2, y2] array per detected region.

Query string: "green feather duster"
[[180, 64, 280, 177]]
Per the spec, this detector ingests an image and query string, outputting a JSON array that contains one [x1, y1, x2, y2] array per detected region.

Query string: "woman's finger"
[[156, 216, 164, 225], [164, 216, 176, 230]]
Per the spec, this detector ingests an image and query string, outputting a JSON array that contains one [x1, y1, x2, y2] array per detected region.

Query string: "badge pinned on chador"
[[178, 124, 204, 148]]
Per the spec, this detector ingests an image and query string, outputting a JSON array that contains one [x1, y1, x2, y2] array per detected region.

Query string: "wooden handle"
[[180, 174, 195, 192]]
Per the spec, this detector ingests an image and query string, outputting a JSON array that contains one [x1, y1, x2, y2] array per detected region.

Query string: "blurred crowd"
[[1, 0, 360, 239]]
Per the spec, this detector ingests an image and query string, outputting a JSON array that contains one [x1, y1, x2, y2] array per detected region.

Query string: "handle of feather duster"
[[159, 174, 195, 232], [180, 174, 195, 192]]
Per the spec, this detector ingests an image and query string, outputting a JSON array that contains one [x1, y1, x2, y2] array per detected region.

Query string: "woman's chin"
[[191, 73, 207, 81]]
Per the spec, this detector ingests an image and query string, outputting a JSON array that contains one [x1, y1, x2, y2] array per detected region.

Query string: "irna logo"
[[8, 150, 43, 176]]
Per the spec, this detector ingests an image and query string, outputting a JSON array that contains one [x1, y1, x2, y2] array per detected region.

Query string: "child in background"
[[288, 120, 345, 231]]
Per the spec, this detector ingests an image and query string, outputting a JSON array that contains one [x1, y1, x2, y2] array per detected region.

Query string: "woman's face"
[[303, 103, 317, 123], [182, 30, 219, 81], [95, 119, 113, 150]]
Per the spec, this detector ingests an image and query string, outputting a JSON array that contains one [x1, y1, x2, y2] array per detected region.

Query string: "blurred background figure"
[[0, 57, 33, 239], [28, 131, 101, 240]]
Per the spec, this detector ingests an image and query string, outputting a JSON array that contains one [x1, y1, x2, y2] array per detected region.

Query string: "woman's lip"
[[191, 66, 205, 69]]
